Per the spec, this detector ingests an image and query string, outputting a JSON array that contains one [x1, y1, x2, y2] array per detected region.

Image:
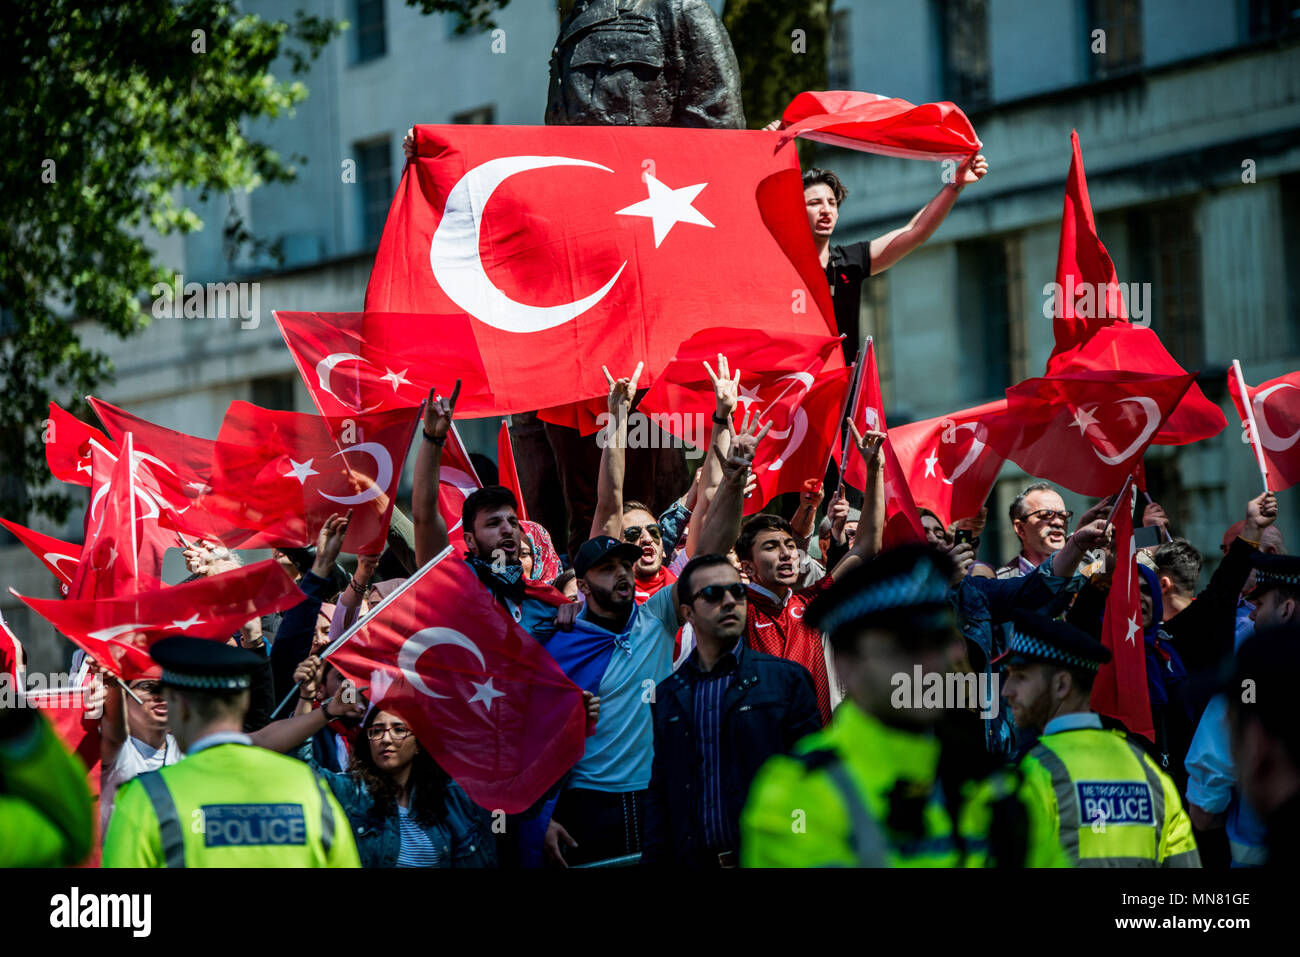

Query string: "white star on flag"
[[737, 383, 761, 412], [1125, 615, 1141, 645], [615, 173, 714, 247], [1072, 405, 1099, 435], [168, 614, 204, 630], [467, 676, 506, 711], [283, 458, 319, 484], [381, 368, 411, 391], [924, 450, 939, 478]]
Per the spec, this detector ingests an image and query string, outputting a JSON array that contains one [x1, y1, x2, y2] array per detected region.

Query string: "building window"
[[355, 138, 393, 250], [1247, 0, 1300, 38], [827, 8, 852, 89], [956, 234, 1025, 399], [1129, 201, 1203, 370], [451, 104, 496, 125], [251, 375, 297, 412], [1087, 0, 1143, 78], [940, 0, 991, 110], [353, 0, 387, 63]]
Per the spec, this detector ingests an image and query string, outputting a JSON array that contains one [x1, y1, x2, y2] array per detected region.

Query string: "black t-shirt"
[[825, 241, 871, 362]]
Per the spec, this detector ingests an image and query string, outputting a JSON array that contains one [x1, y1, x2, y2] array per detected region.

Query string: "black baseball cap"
[[573, 535, 642, 579]]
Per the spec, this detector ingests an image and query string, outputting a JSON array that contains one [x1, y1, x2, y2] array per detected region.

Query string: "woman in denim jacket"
[[310, 707, 497, 868]]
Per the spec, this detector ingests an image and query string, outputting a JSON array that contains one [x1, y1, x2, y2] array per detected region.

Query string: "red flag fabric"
[[889, 400, 1007, 528], [0, 609, 21, 681], [1091, 495, 1155, 741], [71, 436, 166, 600], [746, 368, 852, 515], [638, 327, 845, 441], [1229, 367, 1300, 492], [497, 420, 528, 523], [45, 402, 112, 487], [839, 340, 925, 546], [439, 424, 484, 551], [1045, 131, 1126, 370], [88, 397, 217, 497], [274, 310, 489, 419], [0, 518, 81, 595], [326, 552, 587, 814], [984, 370, 1195, 497], [13, 560, 305, 681], [1053, 324, 1226, 446], [200, 402, 418, 554], [363, 125, 837, 419], [778, 90, 981, 160]]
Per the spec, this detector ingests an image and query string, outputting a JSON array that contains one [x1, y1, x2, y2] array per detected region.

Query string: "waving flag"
[[984, 370, 1195, 497], [0, 518, 80, 595], [839, 340, 925, 547], [45, 402, 112, 487], [439, 424, 484, 551], [201, 402, 418, 555], [889, 400, 1007, 528], [13, 560, 305, 681], [497, 420, 528, 524], [1092, 491, 1155, 741], [778, 91, 981, 160], [1229, 365, 1300, 492], [1, 609, 21, 682], [363, 124, 837, 419], [327, 551, 587, 814]]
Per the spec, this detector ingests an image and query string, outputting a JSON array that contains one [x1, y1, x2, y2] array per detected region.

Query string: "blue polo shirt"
[[558, 587, 679, 792]]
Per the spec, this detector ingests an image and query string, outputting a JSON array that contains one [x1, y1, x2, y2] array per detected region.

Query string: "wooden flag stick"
[[1233, 359, 1271, 495]]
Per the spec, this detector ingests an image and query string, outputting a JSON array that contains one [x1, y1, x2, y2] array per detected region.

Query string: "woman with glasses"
[[307, 706, 497, 868]]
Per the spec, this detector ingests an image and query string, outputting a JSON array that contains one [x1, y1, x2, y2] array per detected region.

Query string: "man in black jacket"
[[642, 554, 821, 867]]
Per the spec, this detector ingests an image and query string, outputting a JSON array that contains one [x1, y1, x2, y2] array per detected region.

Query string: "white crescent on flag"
[[1253, 384, 1300, 451], [318, 443, 394, 506]]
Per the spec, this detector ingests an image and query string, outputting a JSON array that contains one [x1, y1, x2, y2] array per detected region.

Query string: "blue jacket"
[[951, 557, 1082, 759], [306, 755, 497, 868], [642, 645, 822, 865]]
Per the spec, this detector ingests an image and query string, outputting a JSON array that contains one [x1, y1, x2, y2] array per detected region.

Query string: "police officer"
[[1000, 610, 1201, 867], [103, 637, 359, 867], [741, 545, 1064, 867], [0, 705, 93, 866]]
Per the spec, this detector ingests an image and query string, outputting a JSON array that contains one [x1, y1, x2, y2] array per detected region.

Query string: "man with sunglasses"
[[642, 554, 821, 867], [997, 482, 1092, 580], [99, 669, 183, 840], [621, 503, 677, 604]]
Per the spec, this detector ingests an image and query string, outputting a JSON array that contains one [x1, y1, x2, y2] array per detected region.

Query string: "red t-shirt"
[[744, 575, 835, 724]]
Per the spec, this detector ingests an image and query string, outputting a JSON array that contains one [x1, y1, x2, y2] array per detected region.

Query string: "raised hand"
[[1072, 517, 1113, 552], [956, 153, 989, 186], [1246, 491, 1279, 533], [847, 421, 886, 467], [402, 127, 416, 160], [423, 379, 461, 444], [603, 362, 643, 417], [703, 353, 741, 418], [312, 512, 351, 578], [293, 655, 322, 701], [828, 488, 850, 543], [715, 410, 771, 489]]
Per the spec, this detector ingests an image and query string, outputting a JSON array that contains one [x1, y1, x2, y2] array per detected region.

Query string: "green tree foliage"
[[0, 1, 339, 524], [722, 0, 828, 130]]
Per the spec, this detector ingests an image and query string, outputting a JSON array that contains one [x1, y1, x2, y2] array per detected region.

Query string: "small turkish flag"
[[497, 420, 528, 524], [889, 400, 1007, 528], [71, 436, 166, 600], [45, 401, 112, 487], [0, 517, 81, 595], [839, 340, 925, 547], [984, 370, 1196, 497], [439, 424, 484, 551], [1, 609, 21, 682], [327, 550, 587, 814], [201, 402, 419, 555], [778, 91, 981, 160], [1092, 494, 1155, 742], [14, 559, 305, 681], [1229, 366, 1300, 492], [364, 125, 837, 419]]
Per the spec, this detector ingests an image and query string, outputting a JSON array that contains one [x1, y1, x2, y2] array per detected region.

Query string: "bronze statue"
[[546, 0, 746, 129]]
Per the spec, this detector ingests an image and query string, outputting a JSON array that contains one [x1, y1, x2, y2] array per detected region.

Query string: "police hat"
[[807, 544, 956, 649], [151, 636, 264, 693], [1248, 551, 1300, 600], [992, 610, 1112, 673], [573, 535, 642, 579]]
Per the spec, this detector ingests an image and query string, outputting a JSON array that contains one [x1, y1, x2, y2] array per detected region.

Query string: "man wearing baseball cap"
[[1001, 611, 1200, 867]]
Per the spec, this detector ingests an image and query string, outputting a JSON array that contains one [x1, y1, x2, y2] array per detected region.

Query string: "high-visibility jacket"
[[1020, 716, 1200, 867], [103, 736, 359, 868], [0, 711, 93, 867], [741, 701, 1066, 867]]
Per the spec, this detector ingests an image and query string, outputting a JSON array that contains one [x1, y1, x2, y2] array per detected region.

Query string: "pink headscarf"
[[520, 521, 562, 581]]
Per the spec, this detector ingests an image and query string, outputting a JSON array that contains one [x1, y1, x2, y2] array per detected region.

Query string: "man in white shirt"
[[98, 670, 183, 837]]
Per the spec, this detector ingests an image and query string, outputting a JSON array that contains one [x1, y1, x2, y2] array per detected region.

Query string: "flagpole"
[[830, 336, 869, 496], [1233, 359, 1272, 495], [1139, 490, 1174, 543], [1106, 472, 1136, 527], [267, 543, 454, 720]]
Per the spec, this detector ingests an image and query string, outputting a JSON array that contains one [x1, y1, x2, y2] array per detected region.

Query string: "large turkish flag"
[[363, 125, 836, 419]]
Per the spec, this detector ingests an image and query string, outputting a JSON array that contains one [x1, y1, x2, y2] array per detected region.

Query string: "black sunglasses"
[[623, 524, 662, 543], [692, 583, 747, 604]]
